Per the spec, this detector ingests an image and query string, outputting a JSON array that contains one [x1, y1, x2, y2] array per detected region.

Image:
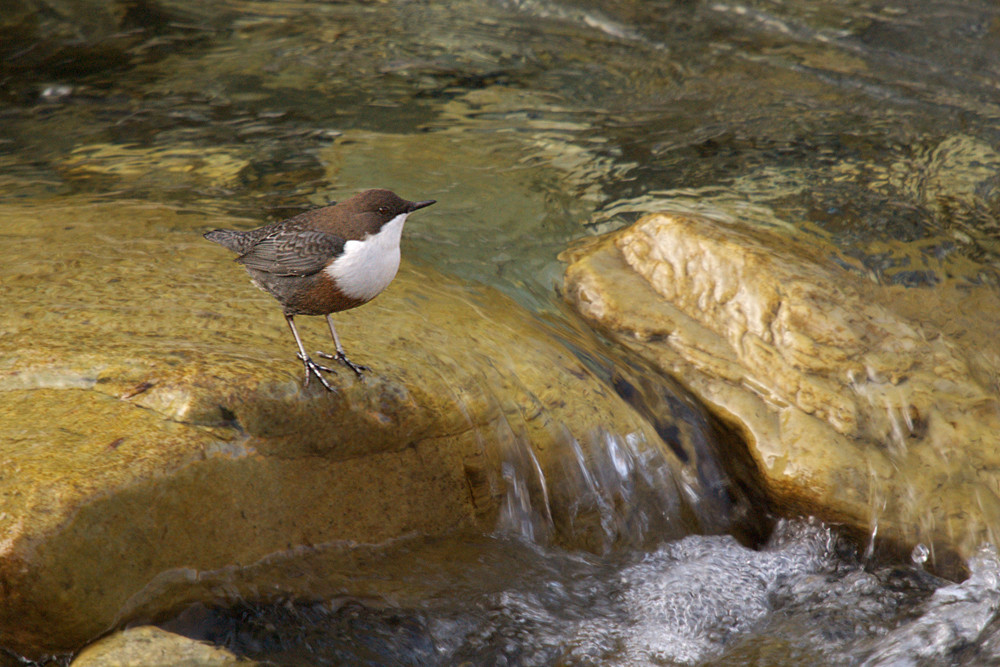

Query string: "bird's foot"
[[317, 350, 370, 378], [297, 352, 338, 391]]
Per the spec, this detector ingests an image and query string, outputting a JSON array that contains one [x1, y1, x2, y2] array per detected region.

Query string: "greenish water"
[[4, 0, 1000, 664], [5, 0, 999, 298]]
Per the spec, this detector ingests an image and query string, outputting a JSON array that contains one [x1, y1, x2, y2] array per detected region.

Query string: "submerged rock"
[[0, 0, 220, 82], [563, 211, 1000, 575], [0, 198, 733, 658]]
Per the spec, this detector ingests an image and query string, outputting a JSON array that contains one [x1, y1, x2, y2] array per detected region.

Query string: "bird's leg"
[[317, 314, 371, 377], [285, 314, 337, 391]]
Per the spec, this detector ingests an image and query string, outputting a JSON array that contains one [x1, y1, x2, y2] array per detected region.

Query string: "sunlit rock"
[[0, 198, 726, 658], [70, 626, 250, 667], [563, 210, 1000, 575]]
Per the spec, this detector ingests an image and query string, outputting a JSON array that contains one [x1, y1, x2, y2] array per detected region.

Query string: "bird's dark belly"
[[247, 269, 366, 316]]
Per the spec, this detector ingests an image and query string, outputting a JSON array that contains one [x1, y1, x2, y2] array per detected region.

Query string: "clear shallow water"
[[3, 0, 1000, 664], [4, 0, 998, 295]]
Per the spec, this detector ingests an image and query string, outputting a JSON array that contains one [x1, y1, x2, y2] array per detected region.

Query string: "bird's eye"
[[378, 206, 390, 215]]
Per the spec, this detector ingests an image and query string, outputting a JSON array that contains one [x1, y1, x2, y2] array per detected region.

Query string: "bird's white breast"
[[324, 212, 407, 302]]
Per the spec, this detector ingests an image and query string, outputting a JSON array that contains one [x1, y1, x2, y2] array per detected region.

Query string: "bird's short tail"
[[203, 229, 249, 254]]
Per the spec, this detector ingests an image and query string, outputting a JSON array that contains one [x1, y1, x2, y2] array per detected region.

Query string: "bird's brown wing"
[[236, 229, 346, 276]]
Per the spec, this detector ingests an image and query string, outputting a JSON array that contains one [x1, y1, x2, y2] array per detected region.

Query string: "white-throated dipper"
[[204, 189, 436, 391]]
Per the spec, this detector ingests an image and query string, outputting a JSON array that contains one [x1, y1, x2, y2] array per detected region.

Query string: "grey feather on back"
[[236, 229, 346, 276]]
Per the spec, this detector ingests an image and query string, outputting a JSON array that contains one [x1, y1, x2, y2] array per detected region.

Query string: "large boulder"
[[563, 211, 1000, 576], [0, 198, 721, 657]]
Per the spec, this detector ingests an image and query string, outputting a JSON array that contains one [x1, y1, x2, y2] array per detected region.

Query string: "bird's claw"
[[317, 350, 370, 378], [297, 352, 337, 391]]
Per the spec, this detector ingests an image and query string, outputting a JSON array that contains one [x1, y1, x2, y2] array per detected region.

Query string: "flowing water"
[[3, 0, 1000, 664]]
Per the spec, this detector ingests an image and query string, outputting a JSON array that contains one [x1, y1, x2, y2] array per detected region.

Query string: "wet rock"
[[563, 211, 1000, 575], [70, 626, 250, 667], [0, 198, 694, 657]]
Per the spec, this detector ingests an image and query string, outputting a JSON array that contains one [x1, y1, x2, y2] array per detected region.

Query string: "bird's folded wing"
[[236, 229, 346, 276]]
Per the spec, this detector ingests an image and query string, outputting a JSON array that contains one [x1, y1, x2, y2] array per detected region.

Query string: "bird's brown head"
[[337, 189, 436, 235]]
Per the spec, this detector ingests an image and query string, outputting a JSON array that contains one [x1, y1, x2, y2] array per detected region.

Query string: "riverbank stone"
[[563, 211, 1000, 576]]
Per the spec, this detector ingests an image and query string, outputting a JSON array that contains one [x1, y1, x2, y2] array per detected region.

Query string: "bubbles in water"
[[571, 519, 836, 665], [911, 542, 930, 567], [968, 544, 1000, 592], [40, 84, 72, 101]]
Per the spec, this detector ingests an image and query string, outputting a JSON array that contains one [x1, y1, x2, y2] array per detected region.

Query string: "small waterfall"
[[488, 352, 767, 552]]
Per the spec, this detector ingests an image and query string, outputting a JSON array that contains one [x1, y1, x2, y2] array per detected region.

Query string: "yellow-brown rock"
[[70, 626, 252, 667], [0, 198, 668, 657], [563, 212, 1000, 575]]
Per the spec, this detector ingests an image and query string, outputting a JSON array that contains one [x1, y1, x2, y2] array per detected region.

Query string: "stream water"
[[3, 0, 1000, 664]]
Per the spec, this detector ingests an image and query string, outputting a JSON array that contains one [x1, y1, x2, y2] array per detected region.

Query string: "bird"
[[203, 189, 436, 391]]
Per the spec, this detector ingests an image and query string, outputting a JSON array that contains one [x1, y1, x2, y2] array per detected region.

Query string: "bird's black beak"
[[409, 199, 436, 212]]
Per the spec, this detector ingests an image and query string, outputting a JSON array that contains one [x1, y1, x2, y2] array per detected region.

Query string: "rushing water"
[[152, 529, 1000, 665], [3, 0, 1000, 664]]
